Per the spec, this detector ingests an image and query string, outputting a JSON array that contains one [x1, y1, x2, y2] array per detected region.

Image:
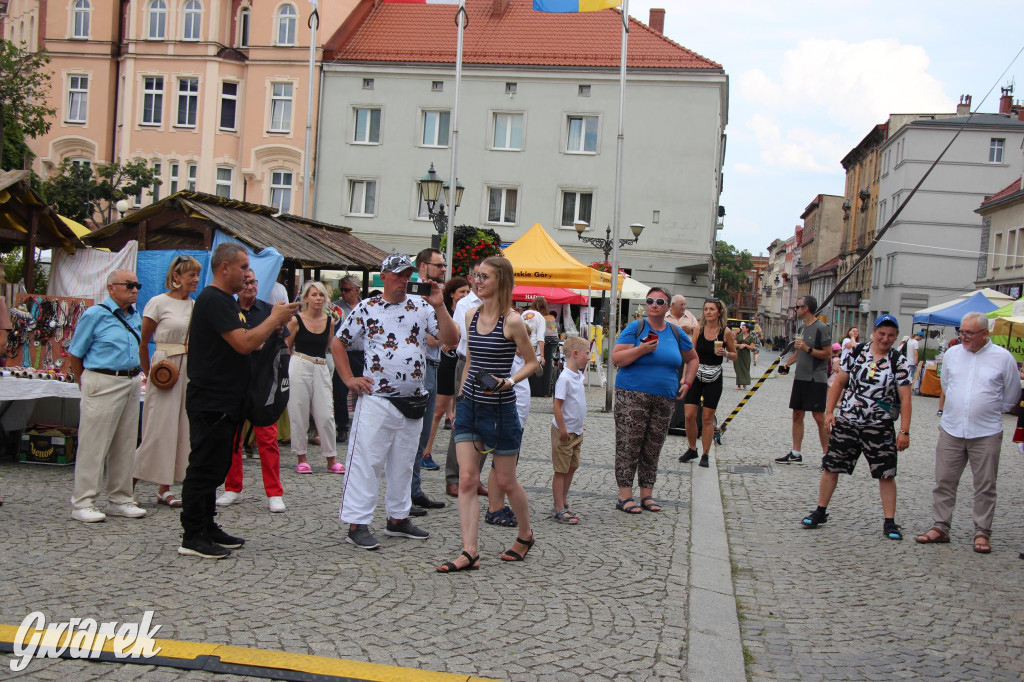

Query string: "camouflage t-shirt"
[[837, 342, 911, 424]]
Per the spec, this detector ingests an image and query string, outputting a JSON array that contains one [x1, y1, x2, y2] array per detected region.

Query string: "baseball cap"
[[913, 331, 923, 337], [381, 253, 415, 274], [831, 343, 841, 351], [874, 314, 899, 329]]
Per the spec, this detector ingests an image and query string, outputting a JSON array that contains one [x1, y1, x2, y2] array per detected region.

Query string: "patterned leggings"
[[614, 388, 674, 489]]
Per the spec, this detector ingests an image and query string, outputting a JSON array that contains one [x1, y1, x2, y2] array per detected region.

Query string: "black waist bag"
[[387, 394, 429, 419]]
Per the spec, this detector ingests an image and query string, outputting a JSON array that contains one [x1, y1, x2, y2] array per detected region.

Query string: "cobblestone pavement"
[[1, 374, 694, 681], [715, 353, 1024, 680]]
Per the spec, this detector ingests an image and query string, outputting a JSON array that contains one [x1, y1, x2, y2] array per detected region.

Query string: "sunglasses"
[[113, 281, 142, 290], [646, 297, 668, 306]]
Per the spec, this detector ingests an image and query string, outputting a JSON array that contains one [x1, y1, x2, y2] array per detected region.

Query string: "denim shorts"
[[453, 397, 523, 456]]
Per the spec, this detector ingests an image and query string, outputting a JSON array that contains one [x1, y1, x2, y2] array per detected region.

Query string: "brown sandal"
[[973, 536, 991, 554], [914, 528, 950, 544]]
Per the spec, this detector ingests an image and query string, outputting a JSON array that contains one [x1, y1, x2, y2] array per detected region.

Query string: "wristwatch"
[[507, 377, 516, 388], [898, 429, 910, 436]]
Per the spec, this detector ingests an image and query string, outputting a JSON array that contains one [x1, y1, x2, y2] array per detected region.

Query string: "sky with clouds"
[[626, 0, 1022, 256]]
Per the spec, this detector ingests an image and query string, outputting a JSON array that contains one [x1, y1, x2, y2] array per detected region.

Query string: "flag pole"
[[301, 1, 319, 218], [604, 0, 629, 412], [444, 0, 467, 271]]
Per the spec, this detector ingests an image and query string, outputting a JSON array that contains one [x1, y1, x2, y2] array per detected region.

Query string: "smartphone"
[[644, 332, 658, 343], [406, 280, 432, 296], [475, 369, 501, 392]]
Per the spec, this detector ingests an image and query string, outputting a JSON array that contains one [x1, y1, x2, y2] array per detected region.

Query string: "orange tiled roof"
[[979, 177, 1024, 209], [327, 0, 721, 70]]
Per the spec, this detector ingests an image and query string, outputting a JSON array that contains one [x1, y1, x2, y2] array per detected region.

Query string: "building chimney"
[[649, 8, 665, 34], [491, 0, 509, 17], [956, 94, 972, 116]]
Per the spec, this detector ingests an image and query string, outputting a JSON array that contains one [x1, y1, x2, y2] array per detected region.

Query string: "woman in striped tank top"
[[437, 257, 539, 573]]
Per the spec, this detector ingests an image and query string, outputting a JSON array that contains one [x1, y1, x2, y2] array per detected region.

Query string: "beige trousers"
[[931, 426, 1002, 538], [71, 370, 142, 509]]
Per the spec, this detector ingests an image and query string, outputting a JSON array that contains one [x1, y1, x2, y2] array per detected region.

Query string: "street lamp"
[[115, 198, 132, 219], [419, 163, 464, 248], [574, 220, 644, 261]]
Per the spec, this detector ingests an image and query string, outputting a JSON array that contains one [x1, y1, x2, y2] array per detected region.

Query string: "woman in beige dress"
[[134, 256, 201, 507]]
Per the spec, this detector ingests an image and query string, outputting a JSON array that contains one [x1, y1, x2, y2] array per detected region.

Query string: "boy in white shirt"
[[551, 336, 590, 525]]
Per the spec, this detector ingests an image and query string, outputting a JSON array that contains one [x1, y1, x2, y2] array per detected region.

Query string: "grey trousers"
[[445, 356, 467, 486], [931, 426, 1002, 538]]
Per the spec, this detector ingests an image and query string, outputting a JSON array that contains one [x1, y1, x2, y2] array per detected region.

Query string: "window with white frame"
[[348, 179, 376, 216], [169, 162, 179, 194], [142, 76, 163, 125], [269, 82, 293, 132], [270, 170, 292, 213], [183, 0, 202, 40], [560, 190, 593, 228], [176, 78, 199, 127], [66, 75, 88, 123], [148, 0, 167, 39], [989, 138, 1005, 163], [487, 186, 517, 224], [70, 157, 91, 168], [238, 8, 250, 47], [277, 5, 297, 46], [421, 110, 450, 147], [186, 162, 197, 191], [417, 184, 446, 219], [220, 82, 238, 130], [1006, 230, 1017, 269], [151, 162, 162, 202], [73, 0, 91, 38], [492, 112, 523, 150], [353, 107, 381, 143], [215, 167, 232, 198], [566, 115, 598, 153]]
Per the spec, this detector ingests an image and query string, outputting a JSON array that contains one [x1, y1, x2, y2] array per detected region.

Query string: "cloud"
[[745, 114, 848, 173], [736, 69, 781, 106]]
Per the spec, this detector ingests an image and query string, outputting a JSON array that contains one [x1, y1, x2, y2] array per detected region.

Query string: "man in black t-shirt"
[[178, 244, 299, 560]]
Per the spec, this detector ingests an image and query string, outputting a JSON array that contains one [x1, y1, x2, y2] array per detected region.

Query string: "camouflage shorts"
[[821, 418, 897, 479]]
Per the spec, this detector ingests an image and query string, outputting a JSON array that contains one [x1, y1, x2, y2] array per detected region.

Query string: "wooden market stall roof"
[[0, 170, 85, 253], [82, 191, 388, 270]]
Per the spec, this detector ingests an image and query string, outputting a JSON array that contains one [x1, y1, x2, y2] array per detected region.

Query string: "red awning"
[[512, 285, 589, 305]]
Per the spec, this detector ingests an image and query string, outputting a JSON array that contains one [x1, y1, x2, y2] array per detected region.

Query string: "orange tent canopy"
[[502, 223, 617, 290]]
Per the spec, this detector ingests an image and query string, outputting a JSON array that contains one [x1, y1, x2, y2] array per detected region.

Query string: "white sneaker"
[[216, 491, 242, 506], [71, 506, 106, 523], [268, 496, 286, 513], [106, 501, 147, 518]]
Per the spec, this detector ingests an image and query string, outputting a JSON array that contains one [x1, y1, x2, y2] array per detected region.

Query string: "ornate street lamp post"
[[420, 163, 464, 249]]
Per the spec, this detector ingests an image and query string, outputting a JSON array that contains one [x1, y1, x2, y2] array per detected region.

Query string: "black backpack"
[[245, 332, 291, 427]]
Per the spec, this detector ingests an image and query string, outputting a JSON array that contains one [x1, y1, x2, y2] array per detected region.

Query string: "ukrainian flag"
[[533, 0, 620, 11]]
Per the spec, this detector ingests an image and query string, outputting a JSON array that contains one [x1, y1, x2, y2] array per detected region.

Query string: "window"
[[183, 0, 202, 40], [578, 84, 591, 97], [421, 110, 450, 147], [169, 162, 179, 194], [176, 78, 199, 127], [277, 5, 297, 46], [353, 107, 381, 143], [362, 78, 374, 89], [142, 76, 163, 125], [431, 81, 443, 92], [1006, 230, 1017, 269], [487, 187, 517, 224], [215, 167, 232, 198], [270, 170, 292, 212], [505, 82, 517, 95], [417, 184, 446, 219], [70, 157, 91, 168], [148, 0, 167, 39], [993, 233, 1003, 270], [269, 82, 293, 132], [348, 180, 376, 215], [186, 163, 197, 191], [561, 190, 593, 228], [566, 115, 598, 153], [492, 112, 523, 150], [238, 8, 250, 47], [73, 0, 90, 38], [220, 82, 238, 130], [66, 75, 88, 123], [990, 138, 1005, 163]]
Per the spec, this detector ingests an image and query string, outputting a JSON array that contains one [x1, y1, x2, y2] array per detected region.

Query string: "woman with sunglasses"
[[611, 288, 698, 514], [680, 298, 737, 468], [134, 255, 202, 508], [438, 257, 538, 572]]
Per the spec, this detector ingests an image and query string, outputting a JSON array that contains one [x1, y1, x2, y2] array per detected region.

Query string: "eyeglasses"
[[646, 297, 668, 306], [340, 287, 356, 293], [959, 329, 985, 339], [113, 281, 142, 290], [427, 261, 447, 268], [243, 280, 258, 288], [472, 272, 490, 282]]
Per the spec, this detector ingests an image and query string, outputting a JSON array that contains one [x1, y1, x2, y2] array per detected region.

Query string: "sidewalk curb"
[[687, 458, 746, 681]]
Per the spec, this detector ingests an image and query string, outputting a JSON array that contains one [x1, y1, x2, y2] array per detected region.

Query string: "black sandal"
[[437, 550, 481, 573], [640, 496, 662, 512], [500, 534, 535, 562], [616, 497, 642, 514]]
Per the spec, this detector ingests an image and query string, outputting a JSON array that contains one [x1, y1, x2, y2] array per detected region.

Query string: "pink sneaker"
[[327, 462, 345, 474]]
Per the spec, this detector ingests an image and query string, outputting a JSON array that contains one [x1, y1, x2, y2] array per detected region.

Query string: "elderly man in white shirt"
[[915, 312, 1020, 554]]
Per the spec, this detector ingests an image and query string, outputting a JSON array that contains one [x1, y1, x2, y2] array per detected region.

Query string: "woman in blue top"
[[611, 288, 698, 514]]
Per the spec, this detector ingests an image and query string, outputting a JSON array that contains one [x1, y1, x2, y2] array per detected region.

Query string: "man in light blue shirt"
[[67, 270, 147, 523]]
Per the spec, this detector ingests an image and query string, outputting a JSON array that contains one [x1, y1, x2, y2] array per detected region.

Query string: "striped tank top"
[[463, 310, 517, 405]]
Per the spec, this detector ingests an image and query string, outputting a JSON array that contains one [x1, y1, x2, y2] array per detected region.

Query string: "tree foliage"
[[713, 239, 754, 306], [0, 39, 54, 170], [40, 159, 162, 229]]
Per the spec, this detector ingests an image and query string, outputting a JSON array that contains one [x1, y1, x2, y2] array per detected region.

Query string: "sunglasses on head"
[[646, 297, 668, 306]]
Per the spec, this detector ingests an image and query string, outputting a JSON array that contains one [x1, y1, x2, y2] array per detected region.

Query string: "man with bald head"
[[67, 269, 147, 523], [666, 295, 698, 338]]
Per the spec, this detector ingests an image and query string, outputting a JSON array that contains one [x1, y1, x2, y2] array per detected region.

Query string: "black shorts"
[[684, 376, 723, 410], [821, 418, 897, 478], [789, 379, 827, 413]]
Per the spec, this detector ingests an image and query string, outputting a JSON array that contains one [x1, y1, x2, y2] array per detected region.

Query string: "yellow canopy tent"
[[502, 223, 617, 290], [991, 317, 1024, 362]]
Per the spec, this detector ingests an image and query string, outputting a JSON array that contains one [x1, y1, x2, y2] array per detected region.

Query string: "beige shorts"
[[550, 424, 583, 473]]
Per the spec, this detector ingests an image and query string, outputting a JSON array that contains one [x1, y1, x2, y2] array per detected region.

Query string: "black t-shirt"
[[186, 286, 247, 417]]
